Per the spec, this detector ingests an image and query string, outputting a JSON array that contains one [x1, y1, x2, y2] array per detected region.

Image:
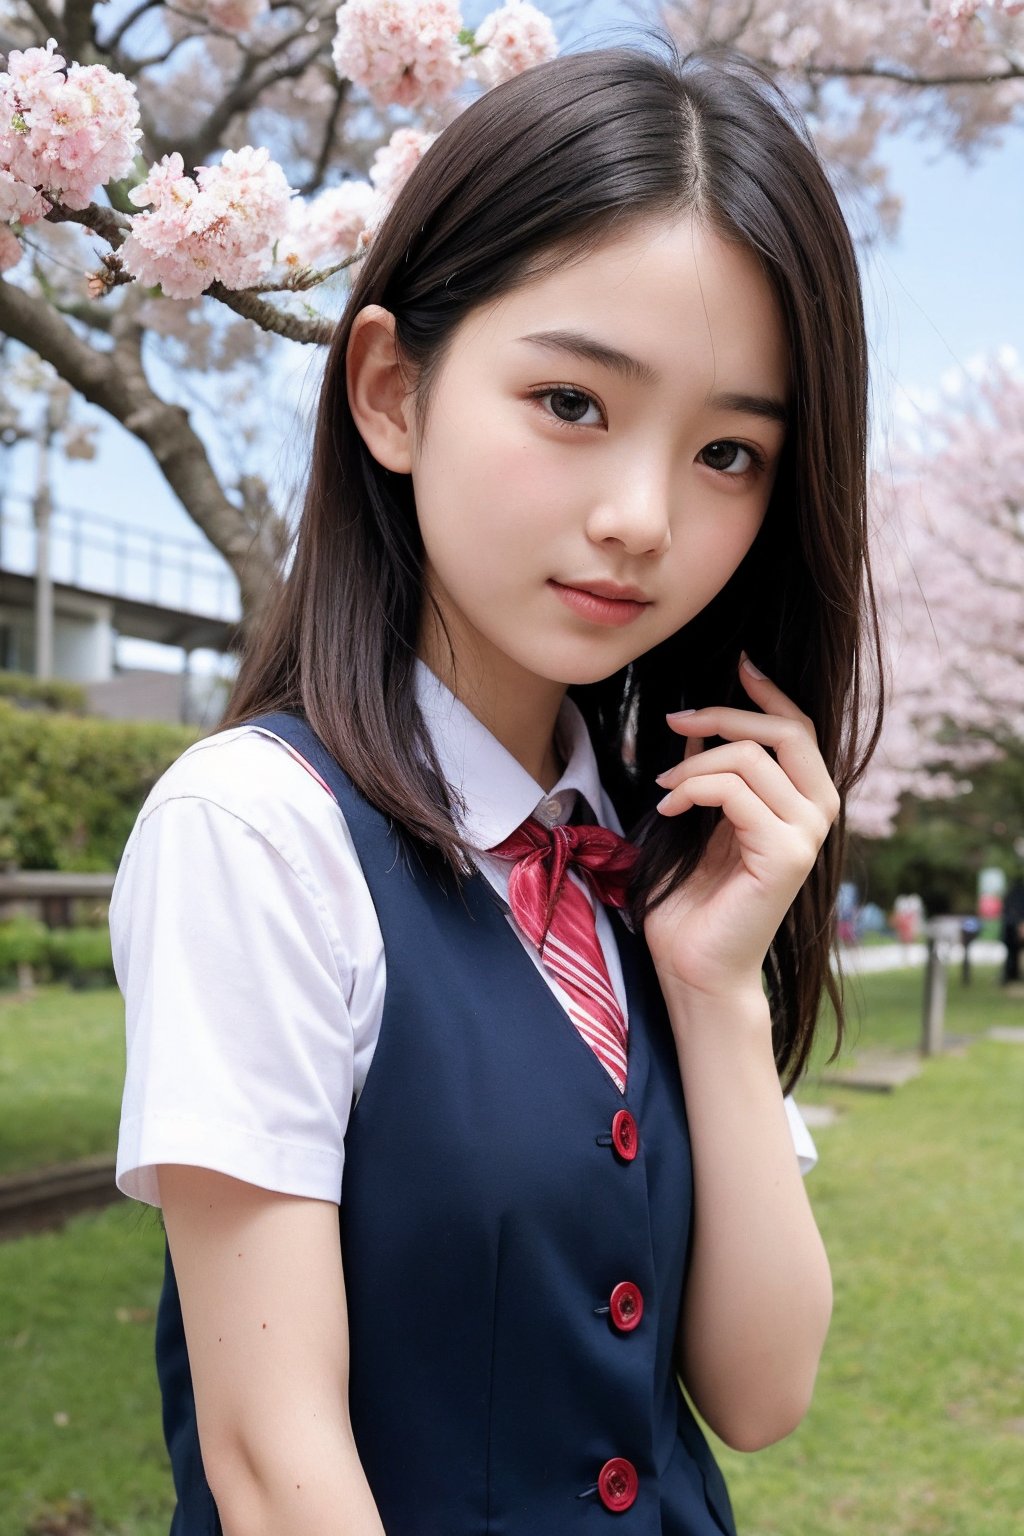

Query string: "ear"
[[346, 304, 416, 473]]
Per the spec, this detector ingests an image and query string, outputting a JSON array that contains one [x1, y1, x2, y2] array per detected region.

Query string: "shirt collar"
[[413, 658, 619, 849]]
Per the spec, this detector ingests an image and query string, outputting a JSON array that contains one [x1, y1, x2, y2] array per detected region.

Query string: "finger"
[[666, 704, 838, 820], [736, 652, 813, 725], [656, 769, 782, 846], [656, 772, 818, 881], [656, 740, 813, 831]]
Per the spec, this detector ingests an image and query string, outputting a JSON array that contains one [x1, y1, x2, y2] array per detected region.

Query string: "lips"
[[549, 579, 651, 628], [558, 578, 651, 604]]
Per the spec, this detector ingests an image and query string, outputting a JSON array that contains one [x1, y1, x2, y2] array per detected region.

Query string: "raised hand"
[[643, 655, 840, 1003]]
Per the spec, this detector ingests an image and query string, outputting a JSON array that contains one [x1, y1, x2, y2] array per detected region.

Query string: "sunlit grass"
[[2, 971, 1022, 1532], [0, 986, 124, 1176]]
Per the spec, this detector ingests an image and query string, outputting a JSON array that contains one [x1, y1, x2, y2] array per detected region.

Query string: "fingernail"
[[654, 770, 673, 787], [666, 708, 696, 722], [656, 793, 674, 813], [741, 655, 766, 680]]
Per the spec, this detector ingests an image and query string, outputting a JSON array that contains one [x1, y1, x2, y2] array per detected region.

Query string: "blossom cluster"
[[332, 0, 466, 110], [202, 0, 271, 32], [848, 357, 1024, 838], [120, 147, 293, 301], [173, 0, 271, 31], [468, 0, 559, 88], [280, 127, 436, 271], [928, 0, 1024, 44], [0, 39, 140, 271], [332, 0, 557, 110], [0, 3, 555, 288]]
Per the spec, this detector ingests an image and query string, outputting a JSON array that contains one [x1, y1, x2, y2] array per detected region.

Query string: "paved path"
[[834, 940, 1006, 974]]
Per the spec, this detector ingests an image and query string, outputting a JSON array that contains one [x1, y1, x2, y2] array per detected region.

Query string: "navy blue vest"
[[155, 711, 737, 1534]]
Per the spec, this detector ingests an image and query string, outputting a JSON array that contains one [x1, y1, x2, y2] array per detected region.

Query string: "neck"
[[417, 628, 566, 791]]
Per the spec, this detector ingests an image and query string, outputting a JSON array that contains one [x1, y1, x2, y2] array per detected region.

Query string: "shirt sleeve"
[[783, 1094, 818, 1175], [113, 793, 355, 1209]]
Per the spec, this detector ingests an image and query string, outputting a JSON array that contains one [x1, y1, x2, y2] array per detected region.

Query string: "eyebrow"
[[515, 329, 789, 426]]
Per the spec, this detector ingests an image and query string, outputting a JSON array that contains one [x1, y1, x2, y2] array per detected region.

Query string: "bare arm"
[[159, 1165, 387, 1536], [667, 987, 832, 1452], [647, 660, 843, 1451]]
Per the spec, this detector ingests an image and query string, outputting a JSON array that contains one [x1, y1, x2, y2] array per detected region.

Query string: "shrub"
[[0, 917, 50, 972], [46, 926, 116, 988], [0, 922, 117, 988], [0, 671, 89, 713], [0, 699, 199, 870]]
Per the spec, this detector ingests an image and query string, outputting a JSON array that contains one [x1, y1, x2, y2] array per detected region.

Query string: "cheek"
[[419, 417, 566, 555], [683, 510, 764, 601]]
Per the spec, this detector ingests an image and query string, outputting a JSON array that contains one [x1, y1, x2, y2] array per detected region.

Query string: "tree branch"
[[296, 74, 352, 198], [0, 273, 281, 622], [14, 1, 56, 43], [63, 0, 97, 61], [763, 57, 1024, 89], [165, 34, 328, 167], [45, 201, 130, 250], [97, 0, 164, 56], [42, 198, 342, 343], [207, 282, 335, 345], [804, 58, 1019, 88]]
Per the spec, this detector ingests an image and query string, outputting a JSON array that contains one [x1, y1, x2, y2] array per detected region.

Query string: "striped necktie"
[[489, 816, 637, 1092]]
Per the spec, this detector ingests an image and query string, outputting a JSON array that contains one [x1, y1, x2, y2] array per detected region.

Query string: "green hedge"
[[0, 699, 200, 870], [0, 918, 115, 986], [0, 670, 89, 713]]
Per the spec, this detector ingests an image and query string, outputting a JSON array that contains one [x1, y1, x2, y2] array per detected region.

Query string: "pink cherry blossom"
[[369, 126, 437, 199], [0, 222, 22, 271], [850, 359, 1024, 837], [0, 165, 44, 224], [174, 0, 270, 30], [470, 0, 558, 87], [332, 0, 467, 110], [278, 178, 379, 269], [208, 0, 270, 30], [122, 147, 293, 301], [0, 39, 140, 214]]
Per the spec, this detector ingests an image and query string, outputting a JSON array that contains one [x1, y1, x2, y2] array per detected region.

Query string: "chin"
[[537, 656, 635, 689]]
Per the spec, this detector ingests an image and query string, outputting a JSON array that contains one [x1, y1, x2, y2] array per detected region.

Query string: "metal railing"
[[0, 491, 240, 622]]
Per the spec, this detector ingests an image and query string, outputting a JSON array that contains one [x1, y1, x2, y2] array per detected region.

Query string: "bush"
[[0, 916, 50, 971], [0, 921, 116, 988], [47, 925, 116, 988], [0, 698, 199, 870], [0, 670, 89, 713]]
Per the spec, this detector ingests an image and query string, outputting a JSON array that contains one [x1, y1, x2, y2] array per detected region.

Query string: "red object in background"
[[978, 893, 1003, 919], [893, 911, 917, 943]]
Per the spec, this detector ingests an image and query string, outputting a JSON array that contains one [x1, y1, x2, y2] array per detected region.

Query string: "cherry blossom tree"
[[661, 1, 1023, 230], [0, 0, 1020, 638], [848, 356, 1024, 837], [0, 1, 559, 620]]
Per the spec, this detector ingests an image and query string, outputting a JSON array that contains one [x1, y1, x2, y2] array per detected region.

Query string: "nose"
[[584, 473, 672, 557]]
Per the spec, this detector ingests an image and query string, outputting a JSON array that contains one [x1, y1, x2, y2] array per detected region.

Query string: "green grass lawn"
[[0, 1205, 169, 1536], [714, 1032, 1024, 1536], [0, 987, 125, 1176], [1, 971, 1022, 1533]]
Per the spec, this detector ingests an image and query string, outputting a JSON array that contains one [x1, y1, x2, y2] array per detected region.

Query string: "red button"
[[598, 1457, 639, 1512], [611, 1109, 638, 1161], [609, 1281, 644, 1332]]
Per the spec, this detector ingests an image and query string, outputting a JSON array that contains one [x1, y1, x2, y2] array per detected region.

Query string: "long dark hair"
[[222, 40, 883, 1090]]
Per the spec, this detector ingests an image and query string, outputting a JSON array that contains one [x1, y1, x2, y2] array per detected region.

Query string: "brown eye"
[[549, 389, 593, 423], [699, 441, 755, 474]]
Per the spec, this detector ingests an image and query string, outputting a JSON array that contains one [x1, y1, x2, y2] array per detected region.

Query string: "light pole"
[[32, 387, 68, 680]]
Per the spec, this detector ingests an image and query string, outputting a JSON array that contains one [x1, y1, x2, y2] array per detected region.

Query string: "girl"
[[113, 39, 881, 1536]]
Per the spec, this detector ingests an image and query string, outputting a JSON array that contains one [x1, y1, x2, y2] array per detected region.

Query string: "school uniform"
[[113, 660, 816, 1534]]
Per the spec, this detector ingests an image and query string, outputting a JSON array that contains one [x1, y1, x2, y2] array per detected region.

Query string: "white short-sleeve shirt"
[[113, 661, 817, 1207]]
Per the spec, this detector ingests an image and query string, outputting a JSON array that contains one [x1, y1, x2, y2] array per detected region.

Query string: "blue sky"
[[4, 1, 1020, 666]]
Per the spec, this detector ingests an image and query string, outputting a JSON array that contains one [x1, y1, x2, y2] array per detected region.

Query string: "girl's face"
[[408, 212, 790, 707]]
